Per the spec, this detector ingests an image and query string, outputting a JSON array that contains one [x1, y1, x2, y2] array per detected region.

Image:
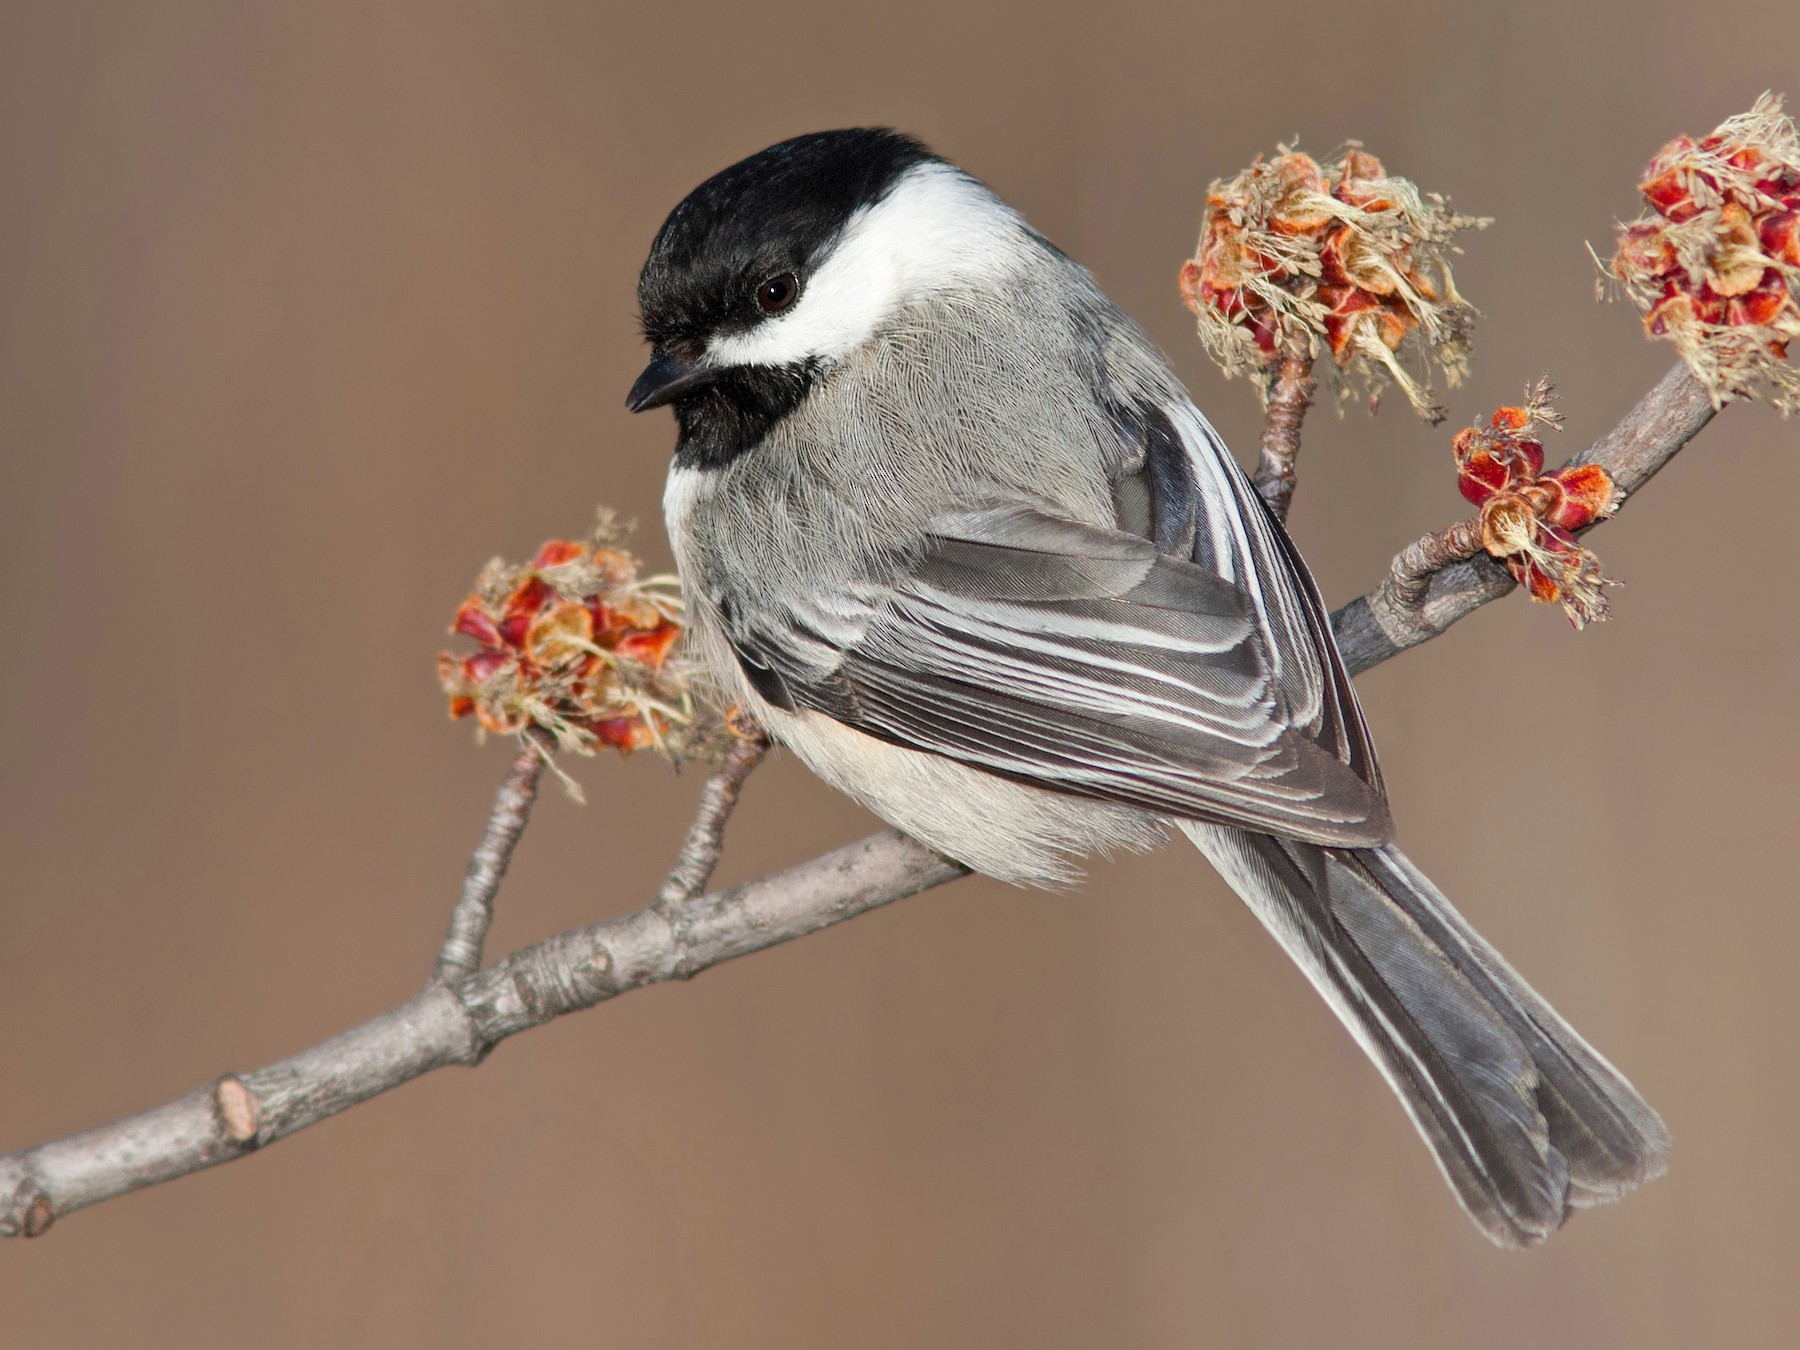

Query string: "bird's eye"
[[756, 272, 800, 314]]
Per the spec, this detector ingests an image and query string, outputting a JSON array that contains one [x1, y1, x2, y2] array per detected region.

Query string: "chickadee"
[[628, 128, 1669, 1246]]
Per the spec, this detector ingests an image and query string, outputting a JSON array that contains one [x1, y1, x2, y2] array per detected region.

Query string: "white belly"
[[758, 700, 1165, 888]]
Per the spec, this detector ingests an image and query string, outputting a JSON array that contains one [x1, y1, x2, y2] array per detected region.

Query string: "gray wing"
[[1109, 395, 1383, 810], [729, 397, 1390, 847]]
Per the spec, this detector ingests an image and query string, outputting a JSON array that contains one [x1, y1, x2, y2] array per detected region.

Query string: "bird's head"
[[629, 128, 1027, 468]]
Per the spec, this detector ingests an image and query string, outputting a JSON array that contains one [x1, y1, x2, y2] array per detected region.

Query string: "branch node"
[[1360, 521, 1509, 658], [1388, 517, 1485, 608], [214, 1074, 261, 1145]]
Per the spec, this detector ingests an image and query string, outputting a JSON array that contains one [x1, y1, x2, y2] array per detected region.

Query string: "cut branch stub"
[[213, 1076, 261, 1146], [22, 1195, 53, 1239]]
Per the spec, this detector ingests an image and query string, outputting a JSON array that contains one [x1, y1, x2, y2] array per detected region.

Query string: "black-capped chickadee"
[[627, 128, 1669, 1246]]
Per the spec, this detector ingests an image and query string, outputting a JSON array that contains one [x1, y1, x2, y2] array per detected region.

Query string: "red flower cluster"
[[1179, 145, 1484, 418], [1453, 395, 1620, 628], [438, 533, 688, 756], [1610, 94, 1800, 412]]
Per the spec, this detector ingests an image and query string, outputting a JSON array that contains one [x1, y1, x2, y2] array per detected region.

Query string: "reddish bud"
[[1646, 290, 1693, 339], [1265, 153, 1334, 235], [524, 598, 596, 667], [1455, 449, 1511, 506], [1542, 463, 1620, 531], [1448, 386, 1617, 627], [1338, 148, 1387, 188], [1640, 163, 1698, 222], [503, 576, 550, 624], [591, 716, 658, 752], [532, 538, 589, 569], [462, 649, 509, 683], [451, 596, 502, 648], [615, 620, 681, 669], [1760, 210, 1800, 264], [1615, 221, 1676, 276], [1177, 259, 1204, 314], [1732, 275, 1796, 328], [474, 698, 527, 735]]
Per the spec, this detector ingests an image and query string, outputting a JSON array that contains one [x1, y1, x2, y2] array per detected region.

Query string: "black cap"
[[636, 128, 936, 352]]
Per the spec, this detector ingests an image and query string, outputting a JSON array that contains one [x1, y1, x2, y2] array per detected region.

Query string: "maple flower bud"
[[437, 513, 723, 773], [1180, 143, 1488, 421], [1607, 92, 1800, 414], [1451, 384, 1621, 628]]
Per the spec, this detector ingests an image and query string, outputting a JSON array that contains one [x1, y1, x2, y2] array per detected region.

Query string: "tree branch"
[[0, 826, 962, 1236], [433, 731, 549, 983], [0, 359, 1721, 1239], [1253, 335, 1317, 524], [655, 727, 770, 910]]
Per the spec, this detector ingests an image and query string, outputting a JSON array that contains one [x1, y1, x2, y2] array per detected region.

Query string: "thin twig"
[[1254, 335, 1317, 523], [0, 359, 1723, 1239], [432, 731, 550, 983], [655, 727, 771, 911], [650, 726, 773, 982]]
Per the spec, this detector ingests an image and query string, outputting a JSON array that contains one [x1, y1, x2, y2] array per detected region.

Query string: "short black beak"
[[626, 350, 719, 413]]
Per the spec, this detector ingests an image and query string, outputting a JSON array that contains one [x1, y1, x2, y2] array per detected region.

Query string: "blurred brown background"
[[1, 1, 1795, 1345]]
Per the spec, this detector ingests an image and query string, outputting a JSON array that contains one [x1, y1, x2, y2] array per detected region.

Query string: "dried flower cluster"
[[1608, 93, 1800, 414], [1179, 144, 1487, 420], [1454, 385, 1620, 627], [438, 516, 720, 774]]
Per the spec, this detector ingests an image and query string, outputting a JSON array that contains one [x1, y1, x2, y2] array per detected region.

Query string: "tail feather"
[[1182, 823, 1670, 1247]]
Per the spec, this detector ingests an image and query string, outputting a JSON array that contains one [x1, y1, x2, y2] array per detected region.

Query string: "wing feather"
[[730, 458, 1392, 844]]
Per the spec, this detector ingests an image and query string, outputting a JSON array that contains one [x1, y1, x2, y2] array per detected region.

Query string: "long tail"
[[1181, 822, 1671, 1247]]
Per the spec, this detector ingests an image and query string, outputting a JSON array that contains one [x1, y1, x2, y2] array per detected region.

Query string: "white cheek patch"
[[705, 162, 1026, 371]]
